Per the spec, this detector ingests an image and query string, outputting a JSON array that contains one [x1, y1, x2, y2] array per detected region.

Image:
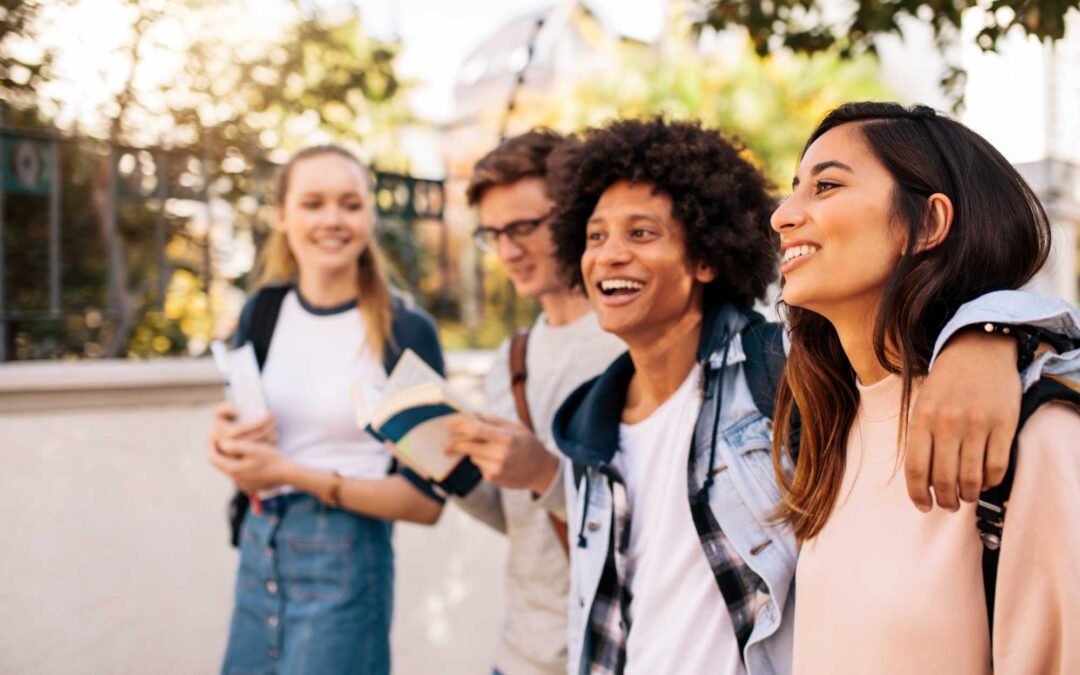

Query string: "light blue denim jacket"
[[555, 290, 1080, 675]]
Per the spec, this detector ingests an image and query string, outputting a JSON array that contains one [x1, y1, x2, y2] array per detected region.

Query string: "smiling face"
[[475, 177, 565, 298], [279, 152, 372, 279], [582, 180, 715, 343], [770, 123, 907, 320]]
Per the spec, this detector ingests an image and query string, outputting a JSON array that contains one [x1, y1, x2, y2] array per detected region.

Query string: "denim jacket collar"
[[552, 303, 750, 468]]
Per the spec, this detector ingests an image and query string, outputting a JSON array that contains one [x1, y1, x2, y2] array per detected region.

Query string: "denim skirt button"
[[267, 615, 279, 627], [266, 581, 278, 594]]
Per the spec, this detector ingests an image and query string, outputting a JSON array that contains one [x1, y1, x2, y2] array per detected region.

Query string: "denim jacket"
[[553, 290, 1080, 675], [553, 303, 798, 675]]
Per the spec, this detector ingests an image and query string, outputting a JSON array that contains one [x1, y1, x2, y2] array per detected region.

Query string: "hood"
[[552, 302, 750, 466], [552, 350, 635, 466]]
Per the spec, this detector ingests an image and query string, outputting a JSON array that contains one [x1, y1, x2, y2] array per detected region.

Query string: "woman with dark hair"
[[770, 102, 1080, 673]]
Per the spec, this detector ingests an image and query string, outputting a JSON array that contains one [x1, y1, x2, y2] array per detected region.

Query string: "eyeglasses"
[[473, 216, 548, 251]]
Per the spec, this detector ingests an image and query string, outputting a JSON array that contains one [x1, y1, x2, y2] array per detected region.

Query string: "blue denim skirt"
[[221, 493, 393, 675]]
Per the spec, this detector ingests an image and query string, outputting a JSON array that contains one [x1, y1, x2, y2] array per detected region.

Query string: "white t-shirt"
[[260, 291, 391, 485], [614, 364, 747, 675]]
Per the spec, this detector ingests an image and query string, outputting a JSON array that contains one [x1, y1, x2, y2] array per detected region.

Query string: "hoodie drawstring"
[[702, 326, 732, 493], [576, 466, 591, 548]]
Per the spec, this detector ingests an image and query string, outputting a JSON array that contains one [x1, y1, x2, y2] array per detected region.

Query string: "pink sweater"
[[793, 375, 1080, 674]]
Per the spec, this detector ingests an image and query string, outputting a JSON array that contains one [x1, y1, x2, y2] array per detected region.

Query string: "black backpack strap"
[[979, 377, 1080, 641], [227, 284, 290, 547], [740, 313, 801, 458], [739, 313, 786, 420], [247, 285, 290, 369]]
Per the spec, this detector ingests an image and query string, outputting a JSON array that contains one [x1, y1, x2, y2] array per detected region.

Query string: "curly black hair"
[[547, 117, 778, 308]]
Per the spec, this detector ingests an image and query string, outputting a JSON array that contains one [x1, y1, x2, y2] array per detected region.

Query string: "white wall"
[[0, 355, 505, 675]]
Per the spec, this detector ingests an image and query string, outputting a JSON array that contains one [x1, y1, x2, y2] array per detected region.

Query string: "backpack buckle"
[[976, 500, 1005, 551]]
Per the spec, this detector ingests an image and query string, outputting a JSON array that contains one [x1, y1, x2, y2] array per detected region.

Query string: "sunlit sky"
[[34, 0, 1079, 166], [39, 0, 664, 134], [359, 0, 665, 123]]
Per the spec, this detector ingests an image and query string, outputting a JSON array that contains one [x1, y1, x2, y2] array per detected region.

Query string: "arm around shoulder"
[[931, 290, 1080, 366]]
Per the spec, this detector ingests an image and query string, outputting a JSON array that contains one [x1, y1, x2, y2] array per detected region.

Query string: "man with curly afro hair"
[[548, 116, 791, 675], [548, 116, 1043, 675]]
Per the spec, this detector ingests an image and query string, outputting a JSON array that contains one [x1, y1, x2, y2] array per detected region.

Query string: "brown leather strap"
[[509, 328, 534, 431], [509, 327, 569, 556]]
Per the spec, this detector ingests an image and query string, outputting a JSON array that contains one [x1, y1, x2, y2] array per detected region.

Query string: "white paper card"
[[210, 340, 268, 424]]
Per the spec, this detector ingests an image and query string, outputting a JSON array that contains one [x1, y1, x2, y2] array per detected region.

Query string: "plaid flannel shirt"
[[585, 465, 630, 675], [583, 385, 770, 675], [582, 478, 768, 675]]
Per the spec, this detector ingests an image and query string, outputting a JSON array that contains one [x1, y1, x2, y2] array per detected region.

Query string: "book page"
[[392, 413, 471, 482], [382, 349, 446, 397], [364, 348, 476, 480], [369, 381, 445, 428]]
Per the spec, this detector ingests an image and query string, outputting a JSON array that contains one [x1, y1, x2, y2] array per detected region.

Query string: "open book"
[[354, 349, 481, 495]]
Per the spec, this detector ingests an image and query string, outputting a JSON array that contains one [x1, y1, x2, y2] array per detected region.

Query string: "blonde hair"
[[253, 145, 395, 358]]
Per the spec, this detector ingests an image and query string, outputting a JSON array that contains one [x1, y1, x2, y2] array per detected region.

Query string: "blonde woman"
[[208, 145, 444, 675]]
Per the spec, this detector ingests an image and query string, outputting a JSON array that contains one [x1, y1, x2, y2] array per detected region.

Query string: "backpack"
[[740, 312, 795, 435], [509, 327, 572, 556], [978, 375, 1080, 643], [225, 284, 474, 546]]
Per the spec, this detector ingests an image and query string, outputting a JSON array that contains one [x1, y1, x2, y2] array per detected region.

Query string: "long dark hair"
[[772, 102, 1051, 541]]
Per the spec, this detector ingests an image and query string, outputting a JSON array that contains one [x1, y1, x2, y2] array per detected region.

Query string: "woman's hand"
[[208, 402, 278, 451], [906, 330, 1019, 511], [207, 439, 293, 493]]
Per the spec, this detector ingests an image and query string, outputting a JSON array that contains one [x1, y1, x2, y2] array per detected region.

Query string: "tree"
[[0, 0, 59, 120], [82, 0, 410, 356], [690, 0, 1080, 103], [2, 0, 414, 359], [517, 31, 889, 188]]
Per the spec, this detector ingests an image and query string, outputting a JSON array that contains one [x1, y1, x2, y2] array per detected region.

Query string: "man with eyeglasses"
[[441, 129, 626, 675]]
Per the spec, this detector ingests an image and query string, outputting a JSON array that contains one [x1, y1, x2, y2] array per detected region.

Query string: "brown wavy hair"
[[772, 102, 1051, 541], [466, 128, 564, 206], [253, 145, 395, 357]]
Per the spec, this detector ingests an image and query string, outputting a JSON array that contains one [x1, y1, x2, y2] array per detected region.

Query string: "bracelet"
[[324, 471, 343, 508], [978, 322, 1040, 371]]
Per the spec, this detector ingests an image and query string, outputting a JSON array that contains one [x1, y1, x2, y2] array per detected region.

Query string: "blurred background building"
[[1, 1, 1078, 673]]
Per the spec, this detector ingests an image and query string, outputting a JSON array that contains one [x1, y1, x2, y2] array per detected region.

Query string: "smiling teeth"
[[783, 244, 819, 264], [600, 279, 644, 292], [315, 239, 346, 249]]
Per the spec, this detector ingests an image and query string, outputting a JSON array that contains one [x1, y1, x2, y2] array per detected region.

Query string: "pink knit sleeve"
[[993, 402, 1080, 673]]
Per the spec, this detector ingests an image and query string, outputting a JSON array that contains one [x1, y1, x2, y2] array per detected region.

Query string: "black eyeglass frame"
[[472, 214, 550, 251]]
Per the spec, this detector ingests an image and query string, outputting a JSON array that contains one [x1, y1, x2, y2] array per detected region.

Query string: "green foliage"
[[690, 0, 1079, 105], [0, 0, 59, 114], [526, 35, 889, 188], [1, 0, 415, 359], [692, 0, 1078, 57]]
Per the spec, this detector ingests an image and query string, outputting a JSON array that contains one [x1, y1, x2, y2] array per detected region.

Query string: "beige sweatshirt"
[[794, 374, 1080, 674], [454, 311, 626, 675]]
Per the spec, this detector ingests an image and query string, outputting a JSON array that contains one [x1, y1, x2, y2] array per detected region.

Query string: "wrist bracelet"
[[978, 322, 1039, 371], [325, 471, 343, 508]]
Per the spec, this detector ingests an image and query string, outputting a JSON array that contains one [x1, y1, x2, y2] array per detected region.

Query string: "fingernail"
[[915, 502, 931, 513]]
